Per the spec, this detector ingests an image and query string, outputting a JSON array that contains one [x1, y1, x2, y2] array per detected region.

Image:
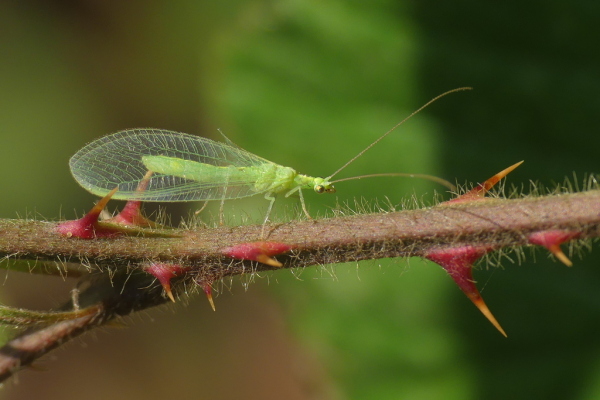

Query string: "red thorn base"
[[56, 187, 124, 239], [222, 241, 293, 268], [528, 230, 580, 267], [203, 284, 216, 311], [144, 263, 189, 302], [426, 245, 507, 337]]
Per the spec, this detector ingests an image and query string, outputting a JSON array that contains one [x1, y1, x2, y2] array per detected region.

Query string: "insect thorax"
[[252, 164, 298, 194]]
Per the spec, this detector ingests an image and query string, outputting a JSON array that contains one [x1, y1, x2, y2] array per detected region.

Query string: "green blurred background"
[[2, 1, 600, 399]]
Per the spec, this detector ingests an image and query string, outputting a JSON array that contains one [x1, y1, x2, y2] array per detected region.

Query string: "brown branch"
[[0, 308, 101, 381], [0, 270, 169, 381], [0, 189, 598, 380]]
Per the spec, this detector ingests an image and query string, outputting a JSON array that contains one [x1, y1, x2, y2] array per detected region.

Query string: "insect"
[[69, 87, 468, 229]]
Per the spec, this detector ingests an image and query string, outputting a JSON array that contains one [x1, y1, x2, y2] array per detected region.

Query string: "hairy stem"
[[0, 191, 599, 276]]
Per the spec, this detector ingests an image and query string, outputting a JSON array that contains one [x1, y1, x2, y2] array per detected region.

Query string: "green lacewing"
[[69, 88, 468, 224]]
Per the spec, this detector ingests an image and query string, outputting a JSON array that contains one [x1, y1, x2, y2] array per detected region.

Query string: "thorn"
[[109, 201, 157, 227], [528, 230, 579, 267], [203, 285, 216, 311], [92, 187, 119, 214], [548, 245, 573, 267], [109, 171, 160, 227], [426, 246, 507, 336], [477, 160, 524, 193], [144, 262, 189, 303], [222, 241, 292, 267], [164, 284, 176, 303], [444, 161, 523, 204], [255, 254, 283, 268], [56, 187, 123, 238], [469, 295, 508, 337]]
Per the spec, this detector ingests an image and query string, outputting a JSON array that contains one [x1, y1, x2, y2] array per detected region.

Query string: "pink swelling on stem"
[[222, 241, 293, 268], [107, 171, 156, 227], [145, 263, 190, 303], [108, 199, 153, 227], [528, 230, 580, 267]]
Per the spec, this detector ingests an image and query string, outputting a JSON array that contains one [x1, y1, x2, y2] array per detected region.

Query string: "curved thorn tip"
[[256, 254, 283, 268], [472, 296, 507, 337], [549, 244, 573, 267]]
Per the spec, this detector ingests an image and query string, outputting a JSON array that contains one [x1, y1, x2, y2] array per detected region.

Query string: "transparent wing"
[[69, 128, 277, 201]]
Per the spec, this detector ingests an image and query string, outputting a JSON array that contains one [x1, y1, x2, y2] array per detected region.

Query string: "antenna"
[[330, 173, 456, 191], [327, 87, 472, 179]]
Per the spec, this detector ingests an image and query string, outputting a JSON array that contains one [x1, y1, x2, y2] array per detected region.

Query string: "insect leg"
[[219, 174, 231, 225], [284, 186, 312, 219], [297, 188, 312, 220], [194, 200, 210, 216], [261, 193, 276, 238], [218, 199, 226, 225]]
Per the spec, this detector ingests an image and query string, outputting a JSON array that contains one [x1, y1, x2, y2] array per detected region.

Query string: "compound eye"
[[315, 185, 325, 194]]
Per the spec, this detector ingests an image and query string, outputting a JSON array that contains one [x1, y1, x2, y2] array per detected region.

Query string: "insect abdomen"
[[142, 155, 234, 182], [142, 155, 297, 195]]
